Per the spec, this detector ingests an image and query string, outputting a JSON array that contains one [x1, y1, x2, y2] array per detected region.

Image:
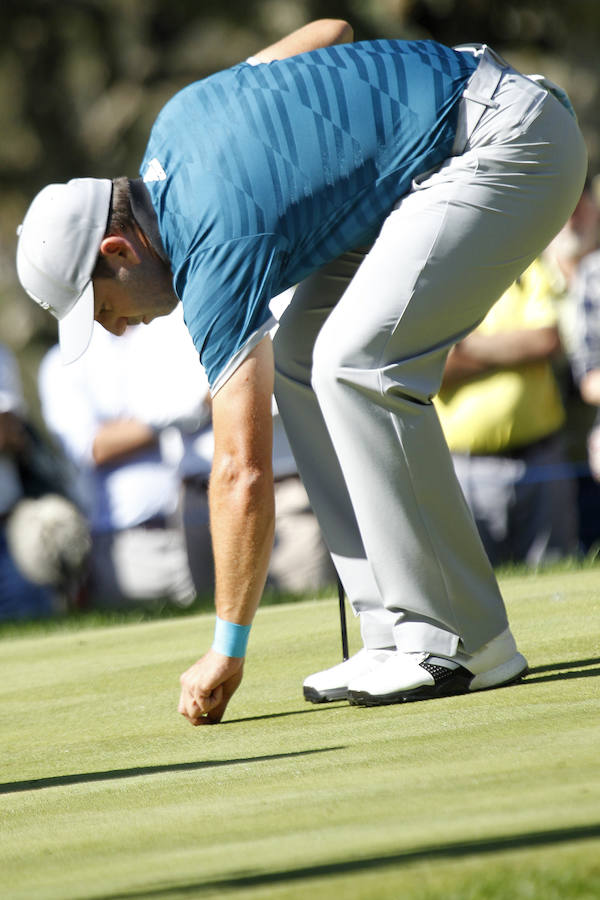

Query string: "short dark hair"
[[107, 176, 134, 233], [92, 176, 134, 280]]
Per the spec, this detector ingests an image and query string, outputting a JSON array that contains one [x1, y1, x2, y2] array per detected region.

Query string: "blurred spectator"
[[545, 183, 600, 550], [267, 404, 337, 592], [39, 300, 334, 607], [545, 182, 600, 362], [178, 397, 336, 596], [569, 249, 600, 475], [1, 342, 84, 619], [172, 419, 214, 598], [38, 307, 206, 610], [434, 259, 578, 567], [177, 288, 336, 595]]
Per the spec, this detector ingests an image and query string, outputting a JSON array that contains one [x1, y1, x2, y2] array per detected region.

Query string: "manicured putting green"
[[2, 567, 599, 899]]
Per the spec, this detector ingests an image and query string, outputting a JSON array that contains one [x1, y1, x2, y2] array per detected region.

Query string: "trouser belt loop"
[[462, 89, 500, 109], [452, 44, 508, 155]]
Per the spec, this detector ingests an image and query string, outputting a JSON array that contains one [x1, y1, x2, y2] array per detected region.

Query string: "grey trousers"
[[273, 48, 587, 655]]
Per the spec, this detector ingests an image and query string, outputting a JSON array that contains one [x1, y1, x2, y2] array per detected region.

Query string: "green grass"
[[1, 567, 600, 899]]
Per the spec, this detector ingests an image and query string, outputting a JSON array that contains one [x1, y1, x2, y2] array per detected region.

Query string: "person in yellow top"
[[435, 258, 578, 566]]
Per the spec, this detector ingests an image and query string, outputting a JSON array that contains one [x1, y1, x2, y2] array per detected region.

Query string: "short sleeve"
[[179, 234, 286, 391]]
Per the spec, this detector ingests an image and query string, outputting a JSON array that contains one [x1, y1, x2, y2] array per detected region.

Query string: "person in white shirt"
[[179, 399, 336, 597], [178, 288, 336, 596], [40, 298, 333, 608], [38, 306, 206, 609]]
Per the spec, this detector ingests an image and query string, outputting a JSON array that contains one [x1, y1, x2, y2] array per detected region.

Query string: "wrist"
[[212, 616, 251, 658]]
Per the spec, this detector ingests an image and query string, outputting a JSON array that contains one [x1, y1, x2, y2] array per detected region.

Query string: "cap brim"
[[58, 281, 95, 365]]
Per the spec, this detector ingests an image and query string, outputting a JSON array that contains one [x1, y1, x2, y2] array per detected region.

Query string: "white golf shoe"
[[347, 629, 528, 706], [303, 647, 395, 703]]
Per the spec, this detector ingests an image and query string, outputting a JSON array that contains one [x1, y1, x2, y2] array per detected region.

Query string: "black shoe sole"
[[347, 666, 528, 707], [348, 666, 471, 707], [303, 686, 348, 704]]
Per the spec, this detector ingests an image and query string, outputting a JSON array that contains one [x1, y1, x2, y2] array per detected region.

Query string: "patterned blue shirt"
[[140, 39, 477, 390]]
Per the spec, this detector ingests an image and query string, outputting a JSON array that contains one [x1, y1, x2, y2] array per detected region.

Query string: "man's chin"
[[143, 300, 179, 325]]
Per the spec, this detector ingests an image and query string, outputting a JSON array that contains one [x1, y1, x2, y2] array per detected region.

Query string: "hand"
[[178, 649, 244, 725]]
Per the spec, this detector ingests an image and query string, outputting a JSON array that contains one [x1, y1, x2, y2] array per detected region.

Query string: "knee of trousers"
[[310, 329, 352, 398], [311, 335, 444, 407]]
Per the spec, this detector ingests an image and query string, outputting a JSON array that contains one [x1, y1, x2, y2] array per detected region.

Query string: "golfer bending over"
[[16, 19, 586, 723]]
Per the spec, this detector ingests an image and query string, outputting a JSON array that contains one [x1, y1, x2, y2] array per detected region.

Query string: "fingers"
[[182, 707, 222, 726], [178, 682, 223, 724], [177, 686, 220, 725], [178, 691, 227, 726], [189, 694, 229, 726], [178, 653, 244, 726], [205, 665, 244, 724]]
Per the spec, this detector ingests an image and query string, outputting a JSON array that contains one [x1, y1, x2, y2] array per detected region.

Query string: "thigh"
[[273, 249, 365, 381], [453, 454, 519, 565], [91, 528, 194, 606], [513, 436, 579, 564]]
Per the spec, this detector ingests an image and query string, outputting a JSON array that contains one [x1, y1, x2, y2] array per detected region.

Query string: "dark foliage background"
[[1, 0, 598, 410]]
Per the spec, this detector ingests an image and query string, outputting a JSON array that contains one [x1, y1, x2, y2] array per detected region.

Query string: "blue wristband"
[[212, 616, 251, 657]]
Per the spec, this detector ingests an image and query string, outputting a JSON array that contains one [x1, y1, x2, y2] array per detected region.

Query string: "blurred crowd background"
[[2, 0, 600, 387], [2, 0, 600, 619]]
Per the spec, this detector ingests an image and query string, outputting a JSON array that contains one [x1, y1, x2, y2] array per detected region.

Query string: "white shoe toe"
[[303, 647, 394, 703]]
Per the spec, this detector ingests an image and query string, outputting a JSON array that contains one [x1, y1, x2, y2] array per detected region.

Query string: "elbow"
[[326, 18, 353, 45], [210, 456, 274, 522], [546, 333, 562, 358], [212, 452, 273, 495], [580, 370, 600, 406], [530, 327, 561, 361], [308, 18, 353, 46], [91, 441, 108, 467]]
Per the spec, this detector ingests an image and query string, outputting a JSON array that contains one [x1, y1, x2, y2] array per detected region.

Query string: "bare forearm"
[[177, 339, 275, 726], [178, 470, 273, 727], [92, 419, 157, 466], [209, 460, 275, 626], [443, 327, 560, 386], [254, 18, 353, 63]]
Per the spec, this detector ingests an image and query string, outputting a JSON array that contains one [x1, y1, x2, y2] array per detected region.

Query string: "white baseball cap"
[[16, 178, 112, 364]]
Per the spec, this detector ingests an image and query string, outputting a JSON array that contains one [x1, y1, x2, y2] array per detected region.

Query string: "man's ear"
[[98, 234, 140, 270]]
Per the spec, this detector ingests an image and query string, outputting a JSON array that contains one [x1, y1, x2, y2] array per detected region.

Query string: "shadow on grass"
[[525, 656, 600, 685], [223, 702, 348, 725], [0, 746, 343, 795], [98, 822, 600, 898]]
